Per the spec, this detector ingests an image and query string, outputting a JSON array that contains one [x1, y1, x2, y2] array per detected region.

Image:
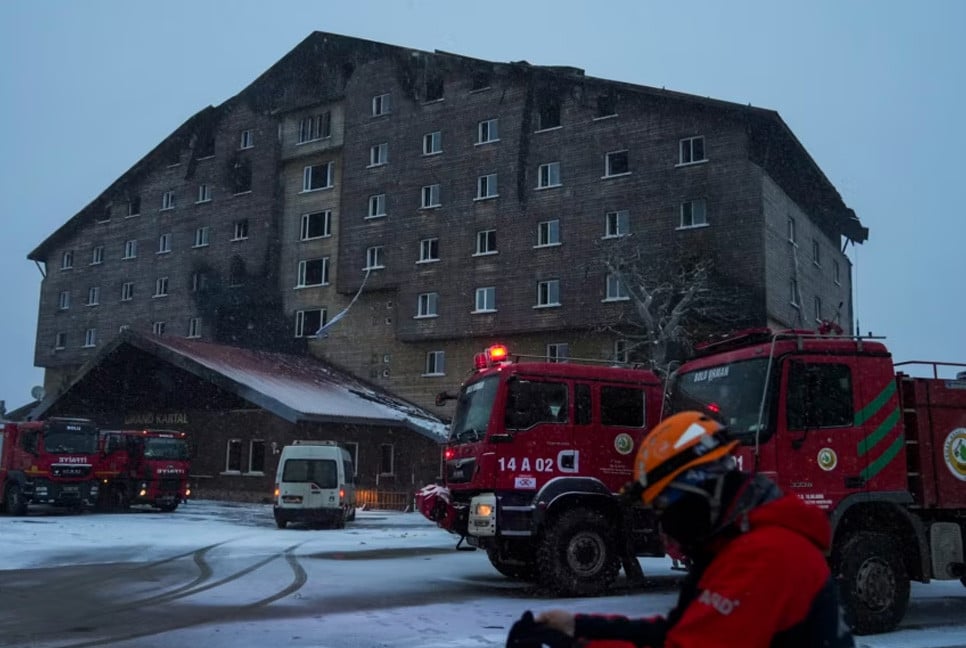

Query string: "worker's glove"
[[506, 611, 574, 648]]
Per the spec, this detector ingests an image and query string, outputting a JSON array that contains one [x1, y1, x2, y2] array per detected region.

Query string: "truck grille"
[[52, 464, 91, 478], [445, 458, 475, 484], [159, 478, 181, 493]]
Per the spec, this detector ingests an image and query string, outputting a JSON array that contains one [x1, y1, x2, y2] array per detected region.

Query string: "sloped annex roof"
[[30, 330, 448, 441]]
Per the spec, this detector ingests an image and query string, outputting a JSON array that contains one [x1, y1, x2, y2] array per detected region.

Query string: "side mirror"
[[435, 391, 457, 407]]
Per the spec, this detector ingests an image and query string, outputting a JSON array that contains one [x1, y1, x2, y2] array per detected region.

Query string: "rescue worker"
[[507, 410, 854, 648]]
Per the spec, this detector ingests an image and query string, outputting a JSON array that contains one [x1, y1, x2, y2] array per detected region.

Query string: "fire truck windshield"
[[143, 437, 190, 460], [669, 358, 773, 443], [43, 421, 99, 454], [449, 375, 499, 443]]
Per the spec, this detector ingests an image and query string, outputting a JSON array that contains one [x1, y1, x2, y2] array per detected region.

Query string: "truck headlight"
[[475, 503, 494, 517]]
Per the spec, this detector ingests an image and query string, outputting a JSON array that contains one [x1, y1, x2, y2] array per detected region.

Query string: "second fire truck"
[[97, 428, 191, 512]]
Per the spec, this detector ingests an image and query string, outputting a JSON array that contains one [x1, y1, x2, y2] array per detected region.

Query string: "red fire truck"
[[665, 327, 966, 634], [1, 417, 101, 514], [97, 429, 191, 512], [417, 344, 666, 595]]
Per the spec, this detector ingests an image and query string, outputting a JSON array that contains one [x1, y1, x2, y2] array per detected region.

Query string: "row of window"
[[790, 281, 840, 324], [787, 217, 842, 285], [222, 438, 393, 477], [56, 271, 217, 312], [54, 318, 202, 350], [418, 341, 584, 378]]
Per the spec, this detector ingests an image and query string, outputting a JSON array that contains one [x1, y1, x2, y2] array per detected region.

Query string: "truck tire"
[[486, 547, 537, 581], [537, 507, 620, 596], [4, 484, 28, 516], [836, 532, 909, 635]]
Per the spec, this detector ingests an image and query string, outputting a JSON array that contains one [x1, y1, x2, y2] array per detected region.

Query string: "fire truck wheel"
[[836, 531, 909, 635], [4, 484, 28, 516], [486, 547, 537, 581], [537, 507, 620, 596]]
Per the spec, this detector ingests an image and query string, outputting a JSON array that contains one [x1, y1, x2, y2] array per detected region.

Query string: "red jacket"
[[575, 491, 853, 647]]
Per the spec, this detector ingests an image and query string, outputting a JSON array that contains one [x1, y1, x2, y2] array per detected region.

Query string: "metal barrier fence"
[[356, 488, 414, 511]]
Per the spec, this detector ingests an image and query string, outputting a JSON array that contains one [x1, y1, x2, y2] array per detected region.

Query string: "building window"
[[123, 240, 138, 259], [239, 129, 254, 149], [121, 282, 134, 301], [477, 118, 499, 144], [87, 286, 100, 306], [423, 131, 442, 155], [249, 440, 266, 473], [814, 296, 823, 322], [297, 258, 330, 287], [812, 239, 821, 266], [424, 77, 444, 102], [787, 217, 797, 244], [97, 205, 111, 223], [605, 273, 629, 301], [679, 136, 706, 165], [225, 439, 242, 473], [416, 292, 439, 318], [536, 279, 561, 307], [161, 191, 175, 210], [228, 256, 245, 287], [379, 443, 394, 475], [344, 442, 359, 476], [614, 339, 629, 364], [537, 162, 561, 188], [127, 197, 140, 217], [547, 343, 569, 363], [604, 150, 629, 177], [194, 227, 210, 248], [300, 210, 331, 239], [833, 260, 841, 286], [372, 93, 391, 117], [424, 351, 445, 376], [421, 184, 441, 208], [298, 112, 331, 143], [365, 246, 384, 270], [418, 238, 439, 263], [55, 332, 67, 350], [367, 193, 387, 219], [58, 291, 70, 310], [680, 199, 708, 228], [303, 162, 333, 191], [191, 272, 208, 293], [475, 229, 497, 255], [474, 286, 496, 313], [197, 184, 212, 203], [476, 174, 498, 199], [152, 321, 165, 336], [188, 317, 202, 338], [154, 277, 169, 297], [537, 101, 561, 130], [605, 210, 629, 238], [596, 94, 617, 119], [790, 279, 800, 307], [157, 233, 171, 254], [537, 220, 561, 247], [91, 246, 104, 265], [369, 143, 388, 167], [233, 219, 249, 241], [61, 251, 73, 270], [231, 159, 252, 194], [83, 328, 97, 348], [295, 308, 327, 337]]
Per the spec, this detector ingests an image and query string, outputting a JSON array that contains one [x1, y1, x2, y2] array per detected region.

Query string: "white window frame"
[[477, 118, 499, 144], [379, 443, 395, 475], [161, 191, 175, 211], [367, 194, 387, 219], [476, 173, 498, 200], [302, 162, 334, 192], [194, 227, 210, 248], [423, 131, 442, 155], [372, 93, 391, 117], [297, 112, 331, 144], [123, 240, 138, 259], [473, 286, 496, 313], [365, 246, 384, 270], [154, 276, 169, 298], [54, 332, 67, 350], [604, 273, 629, 301], [369, 143, 388, 167], [421, 184, 441, 209], [678, 136, 707, 166], [614, 339, 629, 364], [604, 150, 630, 178], [812, 239, 821, 266], [91, 246, 104, 265], [833, 260, 841, 286], [537, 220, 561, 247], [790, 279, 800, 307], [87, 286, 99, 306], [188, 317, 202, 338], [197, 184, 211, 203], [787, 217, 797, 244], [418, 238, 439, 264], [344, 442, 359, 476], [416, 292, 439, 318], [295, 308, 327, 338], [604, 210, 630, 238], [537, 162, 561, 189], [248, 440, 266, 475], [814, 295, 823, 323], [232, 220, 249, 241], [224, 438, 242, 473], [296, 258, 330, 288], [547, 342, 570, 363], [60, 251, 73, 270], [158, 233, 172, 254], [121, 282, 134, 301], [83, 328, 97, 348], [152, 321, 166, 336], [58, 291, 70, 310], [127, 198, 141, 217], [300, 210, 332, 240], [424, 351, 445, 377], [536, 279, 561, 308], [679, 199, 708, 229], [474, 230, 497, 256], [239, 129, 254, 149]]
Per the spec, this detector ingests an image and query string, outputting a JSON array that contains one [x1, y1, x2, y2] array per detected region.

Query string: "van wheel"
[[836, 532, 909, 635], [275, 517, 288, 529], [4, 484, 27, 516], [347, 507, 357, 522]]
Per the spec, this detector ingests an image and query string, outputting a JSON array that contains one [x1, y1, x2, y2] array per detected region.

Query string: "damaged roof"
[[31, 329, 448, 441]]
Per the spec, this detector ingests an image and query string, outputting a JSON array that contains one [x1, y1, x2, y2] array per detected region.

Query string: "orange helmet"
[[634, 411, 739, 505]]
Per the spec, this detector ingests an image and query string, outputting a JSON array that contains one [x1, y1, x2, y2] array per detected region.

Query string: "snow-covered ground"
[[2, 500, 965, 647]]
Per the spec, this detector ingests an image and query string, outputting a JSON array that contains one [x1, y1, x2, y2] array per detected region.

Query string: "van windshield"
[[282, 459, 338, 488]]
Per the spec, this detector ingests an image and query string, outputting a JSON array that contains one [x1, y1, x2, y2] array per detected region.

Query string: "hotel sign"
[[123, 412, 189, 425]]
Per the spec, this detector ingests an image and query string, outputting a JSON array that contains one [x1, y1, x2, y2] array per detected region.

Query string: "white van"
[[273, 440, 356, 529]]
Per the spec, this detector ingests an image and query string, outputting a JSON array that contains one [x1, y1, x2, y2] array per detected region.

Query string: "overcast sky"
[[1, 1, 964, 408]]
